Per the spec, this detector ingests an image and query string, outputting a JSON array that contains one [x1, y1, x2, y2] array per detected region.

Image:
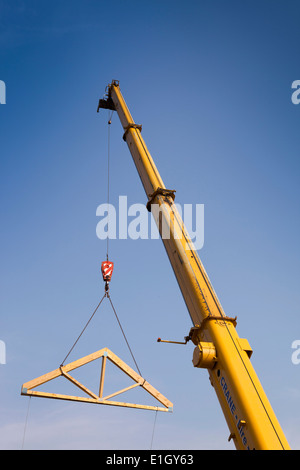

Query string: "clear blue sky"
[[1, 0, 300, 450]]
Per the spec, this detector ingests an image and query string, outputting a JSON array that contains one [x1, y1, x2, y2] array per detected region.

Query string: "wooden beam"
[[60, 369, 99, 400], [106, 349, 173, 409], [98, 355, 107, 398], [21, 347, 173, 412], [103, 382, 140, 400], [22, 348, 109, 391], [24, 389, 170, 412]]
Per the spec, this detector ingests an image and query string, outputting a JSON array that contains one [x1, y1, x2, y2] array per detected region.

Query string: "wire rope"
[[107, 293, 142, 377], [21, 396, 31, 450], [150, 409, 158, 449], [60, 294, 106, 366], [106, 109, 114, 261]]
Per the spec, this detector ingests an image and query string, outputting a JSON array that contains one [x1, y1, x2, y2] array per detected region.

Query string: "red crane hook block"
[[101, 260, 114, 282]]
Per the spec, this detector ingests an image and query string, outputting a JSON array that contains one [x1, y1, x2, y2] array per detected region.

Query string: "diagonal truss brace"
[[21, 347, 173, 412]]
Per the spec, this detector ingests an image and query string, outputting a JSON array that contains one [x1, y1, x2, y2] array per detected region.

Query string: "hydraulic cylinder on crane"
[[98, 80, 290, 450]]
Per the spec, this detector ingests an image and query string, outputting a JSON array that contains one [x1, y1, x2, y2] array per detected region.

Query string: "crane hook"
[[101, 260, 114, 295]]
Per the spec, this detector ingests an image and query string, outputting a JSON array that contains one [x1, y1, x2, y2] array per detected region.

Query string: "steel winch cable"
[[59, 291, 142, 376], [60, 293, 107, 367], [106, 109, 114, 261], [107, 293, 142, 377]]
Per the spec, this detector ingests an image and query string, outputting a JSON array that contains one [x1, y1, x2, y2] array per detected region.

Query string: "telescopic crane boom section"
[[98, 80, 290, 450]]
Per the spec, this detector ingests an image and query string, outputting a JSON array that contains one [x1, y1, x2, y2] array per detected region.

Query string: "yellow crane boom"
[[98, 80, 290, 450]]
